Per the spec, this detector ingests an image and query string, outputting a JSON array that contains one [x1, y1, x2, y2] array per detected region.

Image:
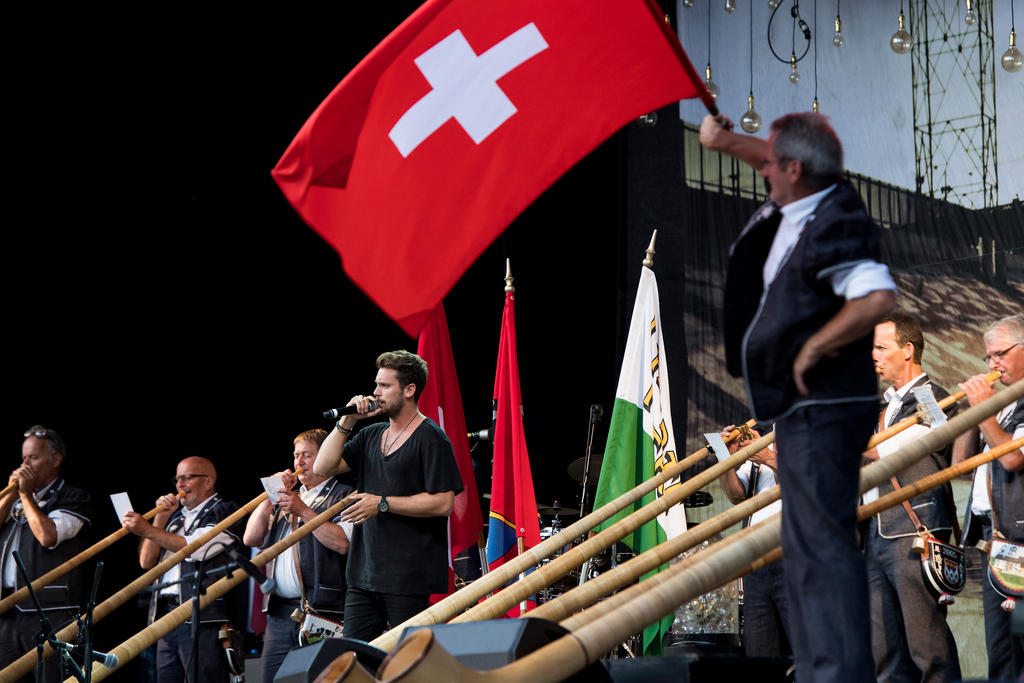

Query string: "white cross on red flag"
[[272, 0, 710, 337]]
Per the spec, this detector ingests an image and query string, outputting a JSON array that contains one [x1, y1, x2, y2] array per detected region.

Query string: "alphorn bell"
[[0, 491, 187, 616], [84, 489, 356, 681], [366, 379, 1024, 683], [369, 420, 757, 651]]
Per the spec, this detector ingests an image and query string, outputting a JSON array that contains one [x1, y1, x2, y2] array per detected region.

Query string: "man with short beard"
[[314, 350, 462, 642]]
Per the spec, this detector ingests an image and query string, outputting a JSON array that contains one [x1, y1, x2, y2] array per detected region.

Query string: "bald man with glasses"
[[0, 425, 91, 683], [123, 456, 244, 683]]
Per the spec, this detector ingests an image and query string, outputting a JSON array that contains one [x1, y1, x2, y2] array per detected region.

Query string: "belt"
[[156, 595, 182, 615], [267, 595, 301, 620]]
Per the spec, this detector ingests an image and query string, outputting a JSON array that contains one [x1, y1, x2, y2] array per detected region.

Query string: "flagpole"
[[506, 259, 531, 616], [643, 229, 657, 268]]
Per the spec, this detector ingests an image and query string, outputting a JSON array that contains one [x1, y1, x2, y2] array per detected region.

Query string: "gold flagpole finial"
[[504, 258, 515, 293], [642, 229, 658, 268]]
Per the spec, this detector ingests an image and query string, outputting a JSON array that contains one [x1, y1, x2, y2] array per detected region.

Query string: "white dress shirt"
[[763, 184, 897, 299]]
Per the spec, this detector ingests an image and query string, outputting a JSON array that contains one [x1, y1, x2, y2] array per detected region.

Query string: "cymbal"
[[566, 454, 603, 483], [537, 504, 580, 517]]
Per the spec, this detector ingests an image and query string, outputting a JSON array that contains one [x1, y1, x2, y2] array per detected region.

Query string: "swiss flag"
[[272, 0, 709, 336]]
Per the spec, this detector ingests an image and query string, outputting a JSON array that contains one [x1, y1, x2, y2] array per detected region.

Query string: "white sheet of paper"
[[912, 385, 948, 427], [110, 492, 133, 523], [261, 475, 287, 505], [704, 433, 731, 463]]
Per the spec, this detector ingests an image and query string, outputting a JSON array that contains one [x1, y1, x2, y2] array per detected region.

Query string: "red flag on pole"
[[486, 283, 541, 577], [272, 0, 709, 337], [416, 304, 483, 580]]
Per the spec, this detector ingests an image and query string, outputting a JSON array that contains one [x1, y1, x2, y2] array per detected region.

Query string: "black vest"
[[146, 494, 244, 625], [0, 478, 91, 612], [724, 183, 883, 421], [261, 477, 352, 616], [961, 398, 1024, 546], [871, 375, 958, 538]]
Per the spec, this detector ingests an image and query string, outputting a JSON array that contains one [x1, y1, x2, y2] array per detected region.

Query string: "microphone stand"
[[577, 404, 604, 517], [82, 561, 103, 683], [12, 549, 86, 683], [576, 404, 604, 588], [140, 542, 238, 683]]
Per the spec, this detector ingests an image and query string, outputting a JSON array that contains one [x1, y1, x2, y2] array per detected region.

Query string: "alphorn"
[[368, 378, 1023, 683], [449, 432, 775, 624], [0, 492, 187, 616], [83, 490, 356, 681], [556, 434, 1024, 630], [531, 372, 1006, 624], [443, 369, 995, 624], [0, 481, 16, 501], [369, 420, 757, 650], [1, 490, 269, 681]]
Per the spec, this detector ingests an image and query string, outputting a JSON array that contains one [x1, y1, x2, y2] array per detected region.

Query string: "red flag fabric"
[[416, 303, 483, 570], [272, 0, 709, 337], [486, 289, 541, 573]]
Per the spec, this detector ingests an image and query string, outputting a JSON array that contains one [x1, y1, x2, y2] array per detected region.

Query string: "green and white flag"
[[593, 264, 687, 655]]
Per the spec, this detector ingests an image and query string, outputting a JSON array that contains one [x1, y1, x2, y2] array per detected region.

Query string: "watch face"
[[378, 498, 389, 513]]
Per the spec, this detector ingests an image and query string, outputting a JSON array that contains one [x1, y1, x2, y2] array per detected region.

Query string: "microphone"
[[50, 642, 118, 669], [226, 546, 276, 594], [467, 429, 490, 442], [322, 400, 378, 420]]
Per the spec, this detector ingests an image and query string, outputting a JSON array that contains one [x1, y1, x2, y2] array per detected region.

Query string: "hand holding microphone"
[[322, 397, 379, 420]]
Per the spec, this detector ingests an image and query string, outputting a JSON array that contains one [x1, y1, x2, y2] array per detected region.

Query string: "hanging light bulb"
[[725, 0, 736, 13], [1004, 29, 1024, 72], [741, 94, 763, 133], [683, 0, 694, 7], [789, 53, 800, 83], [891, 9, 913, 54], [834, 15, 844, 47], [812, 97, 820, 112], [768, 0, 780, 9], [965, 0, 977, 26], [705, 63, 721, 100]]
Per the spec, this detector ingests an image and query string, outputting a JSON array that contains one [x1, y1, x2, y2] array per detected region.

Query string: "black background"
[[3, 4, 634, 671]]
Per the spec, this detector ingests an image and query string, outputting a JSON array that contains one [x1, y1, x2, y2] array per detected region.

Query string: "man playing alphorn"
[[0, 426, 91, 683], [123, 456, 243, 683], [861, 311, 961, 681], [956, 314, 1024, 680], [313, 350, 462, 642], [243, 429, 353, 683]]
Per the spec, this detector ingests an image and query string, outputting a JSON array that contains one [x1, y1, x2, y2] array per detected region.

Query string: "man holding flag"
[[593, 245, 687, 655], [313, 350, 463, 641]]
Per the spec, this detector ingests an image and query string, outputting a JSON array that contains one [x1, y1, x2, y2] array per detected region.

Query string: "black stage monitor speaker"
[[400, 617, 610, 681], [273, 638, 387, 683]]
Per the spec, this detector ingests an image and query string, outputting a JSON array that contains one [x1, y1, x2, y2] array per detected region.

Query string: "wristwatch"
[[377, 495, 389, 514]]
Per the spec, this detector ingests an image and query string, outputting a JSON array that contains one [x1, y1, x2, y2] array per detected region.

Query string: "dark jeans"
[[864, 518, 961, 682], [260, 613, 301, 683], [342, 587, 429, 643], [154, 620, 228, 683], [776, 401, 876, 683], [743, 560, 792, 658], [0, 609, 76, 683], [978, 515, 1024, 680]]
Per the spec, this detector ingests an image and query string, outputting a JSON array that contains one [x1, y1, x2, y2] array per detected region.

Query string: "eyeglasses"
[[984, 342, 1022, 364], [173, 474, 209, 485]]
